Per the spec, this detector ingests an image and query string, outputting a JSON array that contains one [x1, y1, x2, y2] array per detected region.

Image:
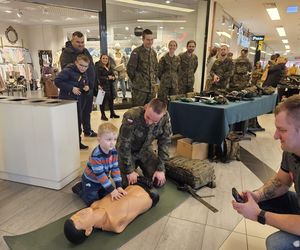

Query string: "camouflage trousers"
[[132, 89, 155, 107], [119, 148, 160, 187], [178, 84, 194, 94], [158, 85, 177, 102]]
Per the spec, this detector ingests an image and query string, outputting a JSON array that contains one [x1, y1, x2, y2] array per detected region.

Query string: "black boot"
[[101, 115, 108, 121], [110, 113, 120, 118]]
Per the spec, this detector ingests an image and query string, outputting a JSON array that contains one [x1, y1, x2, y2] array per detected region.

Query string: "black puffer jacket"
[[95, 61, 116, 96], [60, 41, 95, 90], [263, 63, 286, 88]]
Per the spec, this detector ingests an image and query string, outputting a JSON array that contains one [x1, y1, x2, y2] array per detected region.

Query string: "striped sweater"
[[83, 145, 122, 193]]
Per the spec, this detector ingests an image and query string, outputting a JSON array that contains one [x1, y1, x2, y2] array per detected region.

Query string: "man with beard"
[[209, 45, 234, 91], [178, 40, 198, 94], [232, 95, 300, 249]]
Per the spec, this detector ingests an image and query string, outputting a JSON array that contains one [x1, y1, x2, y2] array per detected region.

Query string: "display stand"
[[0, 96, 80, 189]]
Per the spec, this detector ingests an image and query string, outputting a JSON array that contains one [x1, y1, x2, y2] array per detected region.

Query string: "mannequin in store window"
[[64, 178, 159, 245], [95, 54, 120, 121], [112, 43, 127, 101]]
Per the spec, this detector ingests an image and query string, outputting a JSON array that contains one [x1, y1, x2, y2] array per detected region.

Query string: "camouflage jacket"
[[179, 52, 198, 86], [116, 107, 172, 174], [210, 57, 234, 89], [158, 53, 180, 88], [231, 56, 253, 88], [126, 45, 158, 93]]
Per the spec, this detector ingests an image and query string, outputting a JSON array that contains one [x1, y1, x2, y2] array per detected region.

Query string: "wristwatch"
[[257, 209, 266, 224]]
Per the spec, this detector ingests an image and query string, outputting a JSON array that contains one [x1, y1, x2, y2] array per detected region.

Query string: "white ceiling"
[[216, 0, 300, 59], [0, 0, 299, 59]]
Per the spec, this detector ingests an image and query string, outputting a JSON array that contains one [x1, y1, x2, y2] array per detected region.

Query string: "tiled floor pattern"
[[0, 109, 280, 250]]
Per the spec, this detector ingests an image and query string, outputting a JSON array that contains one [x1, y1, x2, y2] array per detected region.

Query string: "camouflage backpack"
[[208, 132, 241, 163], [165, 156, 216, 190]]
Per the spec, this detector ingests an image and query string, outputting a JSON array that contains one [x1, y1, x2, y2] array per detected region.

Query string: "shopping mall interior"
[[0, 0, 299, 249]]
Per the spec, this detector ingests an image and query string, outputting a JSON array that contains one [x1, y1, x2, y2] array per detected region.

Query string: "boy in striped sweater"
[[72, 122, 127, 205]]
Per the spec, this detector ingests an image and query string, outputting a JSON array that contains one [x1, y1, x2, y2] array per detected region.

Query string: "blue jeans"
[[260, 192, 300, 250], [119, 79, 126, 98], [266, 231, 300, 250], [79, 175, 108, 206]]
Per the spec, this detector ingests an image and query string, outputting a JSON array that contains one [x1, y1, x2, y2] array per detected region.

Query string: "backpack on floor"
[[165, 156, 216, 190], [208, 132, 241, 163]]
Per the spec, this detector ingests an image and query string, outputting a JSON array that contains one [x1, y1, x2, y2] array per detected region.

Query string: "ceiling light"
[[286, 50, 291, 53], [250, 46, 256, 50], [137, 19, 186, 23], [266, 7, 280, 20], [249, 52, 255, 55], [285, 45, 290, 49], [17, 10, 23, 18], [125, 26, 129, 31], [159, 26, 163, 29], [214, 43, 220, 47], [220, 43, 230, 47], [287, 6, 298, 13], [276, 26, 286, 36], [282, 39, 289, 43], [5, 10, 12, 13], [65, 17, 73, 21], [261, 51, 266, 54], [165, 0, 171, 3], [89, 15, 97, 19], [216, 31, 231, 39], [115, 0, 194, 13], [180, 27, 184, 30], [265, 3, 280, 20], [86, 29, 90, 33]]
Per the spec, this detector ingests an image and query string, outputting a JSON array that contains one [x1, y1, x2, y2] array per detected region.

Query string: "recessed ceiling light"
[[265, 3, 281, 20], [180, 27, 184, 30], [89, 15, 97, 19], [285, 45, 290, 49], [5, 10, 12, 13], [65, 17, 73, 21], [125, 26, 129, 31], [276, 26, 286, 36], [86, 29, 90, 33], [159, 26, 163, 29], [250, 46, 256, 50], [165, 0, 171, 3], [282, 39, 289, 43]]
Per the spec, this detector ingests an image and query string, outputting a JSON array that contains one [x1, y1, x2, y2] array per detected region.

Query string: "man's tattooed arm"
[[255, 174, 290, 202]]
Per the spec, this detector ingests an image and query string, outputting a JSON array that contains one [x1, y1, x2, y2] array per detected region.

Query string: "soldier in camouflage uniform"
[[178, 40, 198, 94], [251, 62, 264, 85], [116, 98, 172, 187], [209, 45, 234, 91], [158, 40, 180, 102], [127, 29, 158, 106], [230, 48, 252, 91]]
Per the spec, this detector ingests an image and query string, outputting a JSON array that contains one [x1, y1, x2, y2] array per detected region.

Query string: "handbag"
[[95, 89, 105, 105]]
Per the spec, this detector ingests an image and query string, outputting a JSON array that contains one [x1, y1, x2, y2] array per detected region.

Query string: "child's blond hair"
[[97, 122, 118, 137]]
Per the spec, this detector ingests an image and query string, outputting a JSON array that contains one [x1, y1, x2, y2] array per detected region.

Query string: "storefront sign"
[[252, 35, 265, 41]]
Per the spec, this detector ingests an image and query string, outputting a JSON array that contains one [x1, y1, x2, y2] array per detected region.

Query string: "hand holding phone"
[[232, 187, 244, 203]]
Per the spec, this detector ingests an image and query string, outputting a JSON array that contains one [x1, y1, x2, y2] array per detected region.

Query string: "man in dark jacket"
[[55, 54, 90, 150], [60, 31, 97, 138]]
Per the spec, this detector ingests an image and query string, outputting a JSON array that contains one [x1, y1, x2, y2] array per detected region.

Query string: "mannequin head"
[[64, 179, 159, 245], [114, 43, 121, 51]]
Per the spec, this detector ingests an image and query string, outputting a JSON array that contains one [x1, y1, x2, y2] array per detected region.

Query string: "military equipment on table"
[[165, 156, 216, 190]]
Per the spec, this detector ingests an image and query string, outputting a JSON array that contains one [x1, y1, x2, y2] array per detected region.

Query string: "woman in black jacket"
[[95, 54, 120, 121]]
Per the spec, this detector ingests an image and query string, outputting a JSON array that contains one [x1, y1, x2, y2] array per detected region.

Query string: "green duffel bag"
[[165, 156, 216, 190]]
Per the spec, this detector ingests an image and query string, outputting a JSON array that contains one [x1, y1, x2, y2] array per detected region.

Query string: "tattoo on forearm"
[[262, 177, 282, 200]]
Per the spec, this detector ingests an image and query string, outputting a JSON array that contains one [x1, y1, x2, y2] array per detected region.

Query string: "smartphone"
[[232, 187, 244, 203]]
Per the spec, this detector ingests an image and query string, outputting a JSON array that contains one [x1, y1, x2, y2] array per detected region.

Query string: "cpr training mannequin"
[[64, 178, 159, 244]]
